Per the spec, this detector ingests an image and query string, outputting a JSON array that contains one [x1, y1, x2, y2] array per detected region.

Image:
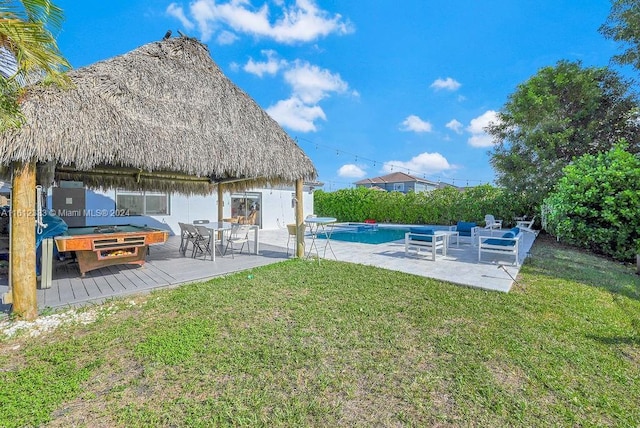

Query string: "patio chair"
[[479, 227, 522, 266], [178, 222, 198, 256], [404, 227, 446, 261], [224, 224, 251, 258], [516, 215, 537, 233], [286, 223, 297, 256], [191, 225, 215, 260], [484, 215, 503, 233], [454, 221, 480, 245]]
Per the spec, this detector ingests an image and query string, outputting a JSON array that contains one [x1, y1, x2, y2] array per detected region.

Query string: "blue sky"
[[53, 0, 630, 191]]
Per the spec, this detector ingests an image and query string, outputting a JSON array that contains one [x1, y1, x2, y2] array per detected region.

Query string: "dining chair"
[[286, 224, 297, 257], [193, 225, 215, 260], [178, 222, 198, 256], [224, 224, 251, 258]]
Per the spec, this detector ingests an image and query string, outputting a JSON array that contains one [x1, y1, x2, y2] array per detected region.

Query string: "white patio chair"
[[224, 224, 251, 258], [484, 214, 503, 233], [516, 215, 537, 233]]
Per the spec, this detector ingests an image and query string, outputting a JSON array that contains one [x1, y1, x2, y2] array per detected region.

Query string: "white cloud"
[[217, 30, 239, 45], [467, 110, 499, 148], [400, 115, 432, 133], [244, 57, 350, 132], [382, 152, 453, 175], [430, 77, 461, 91], [190, 0, 218, 42], [446, 119, 463, 134], [166, 3, 195, 30], [283, 61, 349, 104], [266, 97, 326, 132], [338, 164, 366, 178], [243, 50, 286, 77], [172, 0, 354, 43]]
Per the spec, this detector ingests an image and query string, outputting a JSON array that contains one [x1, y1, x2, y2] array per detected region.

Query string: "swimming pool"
[[316, 224, 451, 245]]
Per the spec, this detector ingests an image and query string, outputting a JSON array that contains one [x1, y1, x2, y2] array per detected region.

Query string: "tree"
[[543, 143, 640, 261], [600, 0, 640, 71], [0, 0, 70, 130], [0, 1, 70, 320], [486, 60, 640, 209]]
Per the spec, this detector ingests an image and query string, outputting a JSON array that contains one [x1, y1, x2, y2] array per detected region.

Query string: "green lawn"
[[1, 235, 639, 427]]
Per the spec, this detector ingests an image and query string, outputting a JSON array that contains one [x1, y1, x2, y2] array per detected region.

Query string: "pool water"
[[316, 224, 454, 245], [318, 227, 407, 244]]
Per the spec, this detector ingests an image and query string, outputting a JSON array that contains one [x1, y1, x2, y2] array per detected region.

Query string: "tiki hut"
[[0, 35, 317, 192], [0, 35, 316, 318]]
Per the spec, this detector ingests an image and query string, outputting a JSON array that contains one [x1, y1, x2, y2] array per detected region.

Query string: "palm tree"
[[0, 1, 70, 320], [0, 0, 70, 130]]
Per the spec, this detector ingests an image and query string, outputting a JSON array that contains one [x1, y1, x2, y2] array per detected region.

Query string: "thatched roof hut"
[[0, 36, 317, 194]]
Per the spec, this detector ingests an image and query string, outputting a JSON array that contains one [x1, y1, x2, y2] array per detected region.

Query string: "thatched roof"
[[0, 36, 317, 194]]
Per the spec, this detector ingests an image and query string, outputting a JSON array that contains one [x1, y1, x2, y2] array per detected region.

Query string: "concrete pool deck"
[[0, 224, 535, 317], [259, 225, 538, 292]]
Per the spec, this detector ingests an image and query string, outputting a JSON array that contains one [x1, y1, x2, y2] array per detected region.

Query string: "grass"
[[0, 235, 639, 427]]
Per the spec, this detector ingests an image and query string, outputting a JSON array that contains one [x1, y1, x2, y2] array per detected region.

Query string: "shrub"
[[314, 184, 527, 227], [543, 144, 640, 261]]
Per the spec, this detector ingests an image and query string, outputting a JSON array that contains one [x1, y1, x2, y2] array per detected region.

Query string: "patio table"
[[305, 217, 337, 261], [435, 230, 459, 255]]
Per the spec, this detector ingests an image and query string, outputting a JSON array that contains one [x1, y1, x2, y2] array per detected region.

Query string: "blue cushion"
[[409, 227, 434, 235], [502, 231, 515, 239], [456, 221, 476, 233], [409, 234, 433, 242], [511, 227, 520, 236], [456, 221, 476, 237], [483, 238, 516, 246]]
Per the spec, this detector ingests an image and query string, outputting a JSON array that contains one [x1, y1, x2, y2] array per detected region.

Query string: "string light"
[[295, 136, 487, 187]]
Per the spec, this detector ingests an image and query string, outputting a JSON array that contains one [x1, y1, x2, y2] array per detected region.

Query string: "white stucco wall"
[[48, 186, 316, 236]]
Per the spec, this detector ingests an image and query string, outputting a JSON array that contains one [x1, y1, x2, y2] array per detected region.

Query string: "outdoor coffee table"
[[435, 230, 459, 256]]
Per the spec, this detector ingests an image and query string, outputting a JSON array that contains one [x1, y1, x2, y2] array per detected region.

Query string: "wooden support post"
[[217, 184, 224, 241], [217, 184, 224, 222], [295, 179, 304, 258], [11, 161, 38, 320]]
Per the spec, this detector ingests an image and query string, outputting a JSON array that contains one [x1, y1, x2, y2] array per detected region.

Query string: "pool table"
[[54, 224, 169, 276]]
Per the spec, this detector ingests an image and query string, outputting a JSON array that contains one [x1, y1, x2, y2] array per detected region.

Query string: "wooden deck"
[[0, 236, 290, 315]]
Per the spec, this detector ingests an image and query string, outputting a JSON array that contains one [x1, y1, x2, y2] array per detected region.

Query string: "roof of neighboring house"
[[354, 172, 440, 186], [0, 36, 317, 195]]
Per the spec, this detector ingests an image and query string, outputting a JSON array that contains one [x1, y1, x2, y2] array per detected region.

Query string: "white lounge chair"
[[516, 215, 537, 233], [484, 214, 503, 234]]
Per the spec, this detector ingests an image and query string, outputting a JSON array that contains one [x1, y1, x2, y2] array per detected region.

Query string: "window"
[[115, 190, 170, 215], [393, 183, 405, 192], [230, 192, 261, 227]]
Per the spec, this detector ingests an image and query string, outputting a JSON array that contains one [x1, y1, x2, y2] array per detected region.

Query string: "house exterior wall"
[[359, 181, 437, 194], [47, 186, 315, 236]]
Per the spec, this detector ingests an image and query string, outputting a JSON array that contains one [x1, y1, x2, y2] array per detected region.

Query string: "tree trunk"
[[11, 161, 38, 320]]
